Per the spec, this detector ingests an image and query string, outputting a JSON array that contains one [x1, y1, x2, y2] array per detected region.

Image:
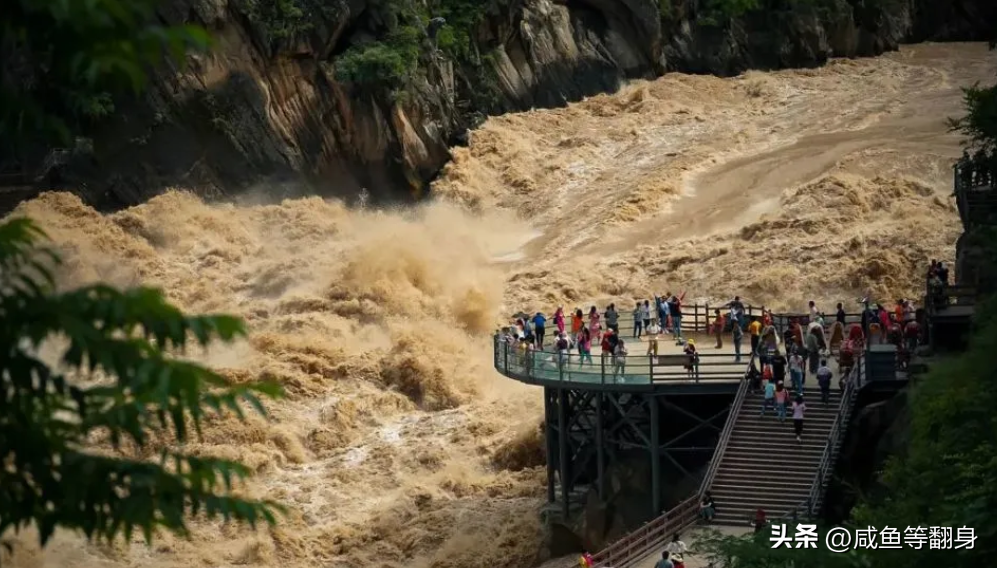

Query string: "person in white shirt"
[[666, 533, 688, 556]]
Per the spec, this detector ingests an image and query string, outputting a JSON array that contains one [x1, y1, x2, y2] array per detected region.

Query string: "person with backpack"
[[605, 304, 619, 335], [760, 373, 776, 416], [556, 332, 570, 369]]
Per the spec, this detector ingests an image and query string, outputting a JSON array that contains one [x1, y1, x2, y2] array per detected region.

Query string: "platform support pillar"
[[558, 388, 570, 519], [595, 392, 605, 499], [650, 395, 661, 517], [544, 387, 555, 503]]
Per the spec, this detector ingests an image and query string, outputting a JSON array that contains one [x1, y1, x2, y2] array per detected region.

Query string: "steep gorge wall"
[[15, 0, 996, 210]]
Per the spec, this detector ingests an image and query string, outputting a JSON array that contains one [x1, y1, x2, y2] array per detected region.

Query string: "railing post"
[[601, 353, 606, 385]]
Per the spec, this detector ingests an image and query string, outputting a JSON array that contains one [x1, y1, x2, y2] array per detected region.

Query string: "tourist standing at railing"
[[532, 311, 547, 349], [613, 339, 628, 380], [836, 302, 846, 326], [588, 306, 601, 343], [633, 302, 644, 339], [647, 319, 661, 357], [713, 309, 725, 348], [556, 332, 570, 369], [808, 300, 819, 323], [792, 394, 806, 443], [578, 327, 593, 366], [554, 306, 566, 335], [684, 339, 699, 380], [726, 296, 746, 325], [641, 299, 651, 331], [572, 309, 584, 335], [670, 292, 686, 343], [605, 303, 620, 334]]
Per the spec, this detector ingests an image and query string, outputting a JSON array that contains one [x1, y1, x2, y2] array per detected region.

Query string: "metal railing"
[[697, 352, 755, 495], [799, 354, 864, 518], [590, 496, 700, 568], [586, 354, 758, 568], [494, 336, 752, 386]]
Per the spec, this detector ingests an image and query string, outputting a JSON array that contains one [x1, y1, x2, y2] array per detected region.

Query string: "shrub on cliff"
[[335, 26, 422, 90], [0, 218, 283, 553]]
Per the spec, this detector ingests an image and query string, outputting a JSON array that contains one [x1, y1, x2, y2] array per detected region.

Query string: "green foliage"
[[700, 0, 762, 25], [950, 81, 997, 168], [1, 0, 210, 147], [239, 0, 346, 42], [334, 26, 422, 89], [658, 0, 676, 20], [0, 218, 283, 550], [849, 295, 997, 566], [431, 0, 489, 60]]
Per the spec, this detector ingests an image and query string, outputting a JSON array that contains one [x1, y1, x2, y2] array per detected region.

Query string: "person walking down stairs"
[[792, 394, 807, 443], [654, 551, 674, 568], [817, 359, 833, 406], [760, 376, 775, 416]]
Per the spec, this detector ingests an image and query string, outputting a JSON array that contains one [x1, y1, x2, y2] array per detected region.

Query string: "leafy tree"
[[949, 43, 997, 172], [0, 218, 283, 552], [1, 0, 209, 155]]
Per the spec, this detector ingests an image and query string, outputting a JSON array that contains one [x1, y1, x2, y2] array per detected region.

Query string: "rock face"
[[5, 0, 996, 209]]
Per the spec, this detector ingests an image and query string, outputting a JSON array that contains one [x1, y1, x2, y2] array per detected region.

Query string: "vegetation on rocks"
[[1, 0, 209, 155]]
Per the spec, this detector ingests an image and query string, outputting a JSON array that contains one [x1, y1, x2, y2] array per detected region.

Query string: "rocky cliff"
[[7, 0, 996, 210]]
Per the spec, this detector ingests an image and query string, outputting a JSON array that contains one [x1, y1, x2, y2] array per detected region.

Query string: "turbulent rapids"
[[6, 42, 995, 568]]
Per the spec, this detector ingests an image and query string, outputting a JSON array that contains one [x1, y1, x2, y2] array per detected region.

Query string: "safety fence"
[[585, 353, 870, 567], [589, 495, 701, 568], [493, 336, 752, 385], [778, 353, 865, 524]]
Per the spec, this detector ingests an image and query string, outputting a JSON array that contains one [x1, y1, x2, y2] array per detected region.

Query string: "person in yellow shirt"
[[748, 318, 762, 355]]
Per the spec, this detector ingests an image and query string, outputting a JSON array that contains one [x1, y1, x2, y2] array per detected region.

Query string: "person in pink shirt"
[[554, 306, 566, 335], [792, 394, 807, 442]]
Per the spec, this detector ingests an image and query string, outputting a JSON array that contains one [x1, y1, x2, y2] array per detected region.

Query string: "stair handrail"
[[803, 354, 863, 517], [697, 350, 756, 497], [589, 495, 700, 568], [589, 353, 758, 568]]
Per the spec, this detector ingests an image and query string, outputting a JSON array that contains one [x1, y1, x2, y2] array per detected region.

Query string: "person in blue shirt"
[[532, 312, 547, 349]]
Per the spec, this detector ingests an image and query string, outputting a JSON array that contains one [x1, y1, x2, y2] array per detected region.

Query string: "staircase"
[[706, 384, 848, 525]]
